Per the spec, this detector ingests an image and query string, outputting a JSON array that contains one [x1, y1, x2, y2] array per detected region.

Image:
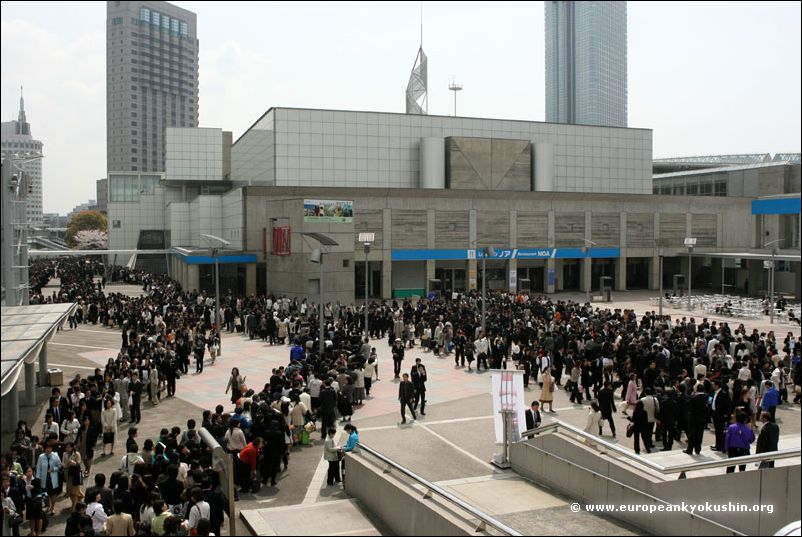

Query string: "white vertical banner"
[[491, 370, 526, 444], [509, 269, 518, 293]]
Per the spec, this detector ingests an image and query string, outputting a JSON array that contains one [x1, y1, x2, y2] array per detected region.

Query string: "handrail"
[[520, 420, 801, 474], [519, 440, 745, 536], [355, 442, 523, 536]]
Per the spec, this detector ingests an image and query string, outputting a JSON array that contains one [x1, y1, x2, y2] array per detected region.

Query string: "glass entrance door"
[[435, 268, 466, 294]]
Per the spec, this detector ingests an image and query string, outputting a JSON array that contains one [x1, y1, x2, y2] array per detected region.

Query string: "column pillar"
[[382, 208, 392, 299], [25, 361, 36, 406], [649, 256, 660, 291], [468, 209, 478, 290], [2, 384, 19, 433], [581, 258, 592, 293], [616, 256, 627, 291], [246, 263, 257, 296], [187, 264, 200, 291], [508, 258, 518, 293], [426, 208, 435, 294], [38, 341, 48, 385], [546, 259, 556, 293]]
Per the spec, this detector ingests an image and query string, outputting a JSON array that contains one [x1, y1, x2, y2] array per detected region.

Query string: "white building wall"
[[166, 127, 223, 181], [197, 195, 223, 240], [221, 188, 244, 249], [232, 108, 651, 195]]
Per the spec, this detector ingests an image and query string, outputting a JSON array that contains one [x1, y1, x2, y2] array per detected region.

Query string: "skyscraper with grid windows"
[[106, 1, 199, 173], [545, 1, 627, 127]]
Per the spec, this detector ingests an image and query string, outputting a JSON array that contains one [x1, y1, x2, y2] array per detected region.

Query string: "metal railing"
[[356, 442, 523, 536], [521, 420, 801, 475]]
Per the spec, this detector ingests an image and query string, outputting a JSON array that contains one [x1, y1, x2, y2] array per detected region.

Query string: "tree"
[[73, 229, 108, 250], [66, 210, 107, 248]]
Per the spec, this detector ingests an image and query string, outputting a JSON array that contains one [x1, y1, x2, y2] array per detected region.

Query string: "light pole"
[[302, 232, 339, 359], [481, 246, 496, 335], [658, 247, 664, 318], [201, 234, 230, 357], [764, 239, 782, 324], [684, 238, 697, 310], [580, 238, 597, 306], [359, 232, 374, 338]]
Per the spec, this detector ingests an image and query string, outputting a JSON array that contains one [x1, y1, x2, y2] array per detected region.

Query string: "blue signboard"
[[392, 247, 620, 261], [751, 198, 801, 215], [172, 253, 258, 265]]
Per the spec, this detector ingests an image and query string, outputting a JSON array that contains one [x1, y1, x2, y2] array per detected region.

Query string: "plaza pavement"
[[8, 283, 800, 535]]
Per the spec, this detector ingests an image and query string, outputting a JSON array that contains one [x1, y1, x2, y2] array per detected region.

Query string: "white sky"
[[1, 1, 800, 215]]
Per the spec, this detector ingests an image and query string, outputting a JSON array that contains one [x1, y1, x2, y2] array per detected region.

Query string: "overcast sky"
[[2, 1, 800, 215]]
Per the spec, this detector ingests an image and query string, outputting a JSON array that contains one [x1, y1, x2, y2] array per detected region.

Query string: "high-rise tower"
[[1, 88, 43, 225], [106, 1, 199, 173], [545, 1, 627, 127]]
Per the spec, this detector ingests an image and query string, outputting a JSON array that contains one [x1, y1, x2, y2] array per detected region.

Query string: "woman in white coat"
[[584, 402, 602, 436], [101, 398, 119, 456]]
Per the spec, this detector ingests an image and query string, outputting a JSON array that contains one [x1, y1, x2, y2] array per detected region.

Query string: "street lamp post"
[[764, 239, 782, 324], [302, 233, 339, 359], [481, 247, 496, 335], [684, 238, 697, 310], [580, 238, 597, 306], [359, 232, 374, 338], [201, 234, 230, 358]]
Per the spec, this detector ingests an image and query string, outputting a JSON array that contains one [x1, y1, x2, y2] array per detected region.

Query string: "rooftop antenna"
[[448, 76, 463, 117]]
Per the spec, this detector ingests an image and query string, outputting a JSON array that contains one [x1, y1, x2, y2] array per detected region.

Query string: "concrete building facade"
[[545, 1, 628, 127], [232, 108, 651, 195], [106, 0, 199, 174]]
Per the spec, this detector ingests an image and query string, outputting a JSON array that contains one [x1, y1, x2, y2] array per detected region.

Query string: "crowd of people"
[[1, 256, 800, 536]]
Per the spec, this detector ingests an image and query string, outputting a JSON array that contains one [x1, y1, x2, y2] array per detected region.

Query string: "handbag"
[[103, 431, 114, 444], [626, 422, 634, 438]]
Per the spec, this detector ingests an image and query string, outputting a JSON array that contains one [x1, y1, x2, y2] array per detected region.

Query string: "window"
[[112, 16, 124, 25], [686, 183, 699, 195], [151, 11, 160, 26], [139, 8, 149, 23], [180, 22, 188, 36], [700, 182, 713, 195], [162, 16, 170, 30], [171, 19, 179, 33], [714, 181, 727, 196], [112, 220, 121, 228]]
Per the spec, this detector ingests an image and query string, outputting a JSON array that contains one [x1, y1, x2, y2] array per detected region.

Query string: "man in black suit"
[[525, 401, 542, 432], [318, 379, 338, 440], [398, 373, 417, 424], [659, 388, 679, 451], [756, 411, 780, 469], [710, 379, 732, 451], [392, 339, 405, 379], [410, 359, 427, 416], [684, 384, 709, 455], [597, 381, 617, 437]]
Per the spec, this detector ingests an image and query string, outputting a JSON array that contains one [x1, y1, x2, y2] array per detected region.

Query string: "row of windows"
[[138, 8, 188, 36], [653, 181, 727, 196]]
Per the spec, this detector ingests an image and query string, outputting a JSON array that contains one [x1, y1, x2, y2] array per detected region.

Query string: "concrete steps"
[[240, 499, 386, 536]]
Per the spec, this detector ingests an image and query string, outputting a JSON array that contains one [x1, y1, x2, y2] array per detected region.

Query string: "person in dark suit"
[[318, 379, 338, 440], [659, 388, 679, 451], [597, 381, 617, 437], [525, 401, 542, 432], [260, 421, 285, 487], [684, 384, 709, 455], [710, 380, 732, 451], [392, 339, 405, 379], [85, 473, 115, 515], [756, 411, 780, 469], [398, 373, 417, 424], [410, 359, 427, 416]]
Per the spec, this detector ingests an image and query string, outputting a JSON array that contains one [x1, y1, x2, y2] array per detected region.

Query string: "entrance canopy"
[[1, 303, 74, 397]]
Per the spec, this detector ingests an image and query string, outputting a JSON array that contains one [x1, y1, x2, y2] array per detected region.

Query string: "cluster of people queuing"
[[2, 257, 800, 537]]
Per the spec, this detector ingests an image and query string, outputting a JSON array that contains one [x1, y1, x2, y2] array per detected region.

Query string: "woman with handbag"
[[1, 485, 20, 537], [35, 443, 60, 517], [63, 442, 85, 510], [225, 368, 244, 405], [101, 398, 119, 456]]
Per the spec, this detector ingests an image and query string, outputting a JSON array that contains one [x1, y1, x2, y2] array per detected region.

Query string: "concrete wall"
[[240, 186, 762, 302], [344, 453, 493, 536], [510, 433, 801, 536]]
